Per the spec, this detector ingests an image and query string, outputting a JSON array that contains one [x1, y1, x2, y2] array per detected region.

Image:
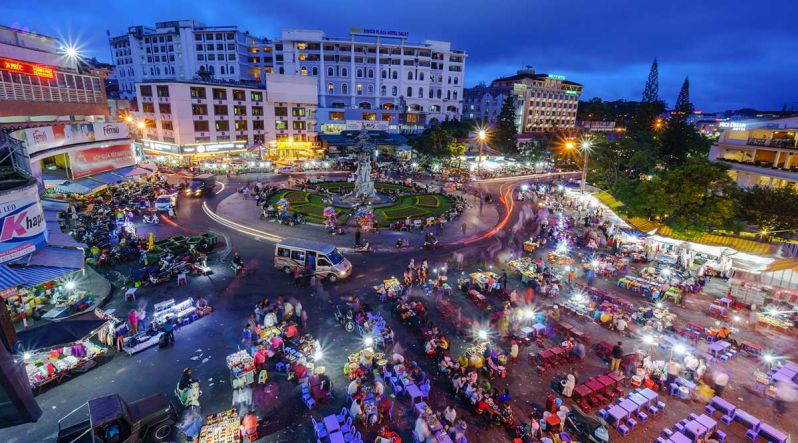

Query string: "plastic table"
[[709, 396, 735, 416], [733, 409, 760, 429], [329, 431, 345, 443], [585, 379, 603, 393], [708, 340, 731, 357], [683, 420, 708, 440], [696, 414, 717, 433], [608, 372, 626, 383], [668, 432, 692, 443], [597, 374, 615, 388], [759, 422, 789, 443], [607, 405, 628, 423], [323, 415, 340, 433], [640, 387, 658, 404], [573, 384, 592, 398], [628, 392, 648, 407], [618, 398, 638, 414]]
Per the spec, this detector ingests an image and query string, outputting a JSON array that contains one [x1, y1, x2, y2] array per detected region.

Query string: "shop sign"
[[94, 123, 129, 141], [345, 120, 390, 131], [143, 140, 179, 153], [548, 74, 566, 81], [350, 28, 408, 38], [69, 144, 136, 179], [191, 143, 245, 153], [15, 123, 130, 155], [719, 122, 747, 130], [0, 58, 54, 79], [0, 184, 47, 264]]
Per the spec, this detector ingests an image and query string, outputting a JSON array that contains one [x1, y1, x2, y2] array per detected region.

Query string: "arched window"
[[447, 76, 452, 84], [300, 67, 308, 76], [327, 82, 334, 93], [149, 67, 154, 75], [342, 83, 348, 94], [407, 71, 413, 81], [328, 67, 334, 76], [367, 69, 373, 78], [453, 77, 458, 85], [209, 65, 215, 74], [342, 68, 348, 77], [380, 85, 386, 96], [220, 66, 226, 75], [453, 91, 458, 100], [359, 102, 371, 109], [437, 89, 441, 99], [392, 86, 397, 96], [392, 71, 398, 80], [419, 72, 424, 81], [418, 87, 424, 98], [381, 70, 387, 79], [312, 67, 318, 76], [230, 66, 235, 75], [357, 69, 363, 78], [278, 67, 284, 74], [406, 86, 412, 97], [429, 89, 433, 99], [382, 103, 395, 110], [367, 85, 373, 94]]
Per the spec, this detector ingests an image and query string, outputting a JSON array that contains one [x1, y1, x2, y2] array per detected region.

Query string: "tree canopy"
[[493, 95, 518, 153]]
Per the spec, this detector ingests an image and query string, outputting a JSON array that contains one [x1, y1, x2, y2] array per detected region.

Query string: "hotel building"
[[111, 23, 466, 132], [133, 74, 320, 162], [463, 68, 582, 133], [709, 117, 798, 189]]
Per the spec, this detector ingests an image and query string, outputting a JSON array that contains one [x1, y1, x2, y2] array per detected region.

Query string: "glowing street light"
[[477, 329, 488, 341], [363, 336, 374, 348], [673, 344, 686, 355], [643, 335, 655, 346], [65, 281, 76, 291], [124, 115, 134, 123], [313, 350, 323, 361], [64, 46, 79, 59], [136, 121, 146, 130]]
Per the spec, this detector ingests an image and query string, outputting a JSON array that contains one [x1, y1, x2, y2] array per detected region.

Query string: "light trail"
[[473, 171, 580, 183], [215, 181, 226, 195], [202, 202, 283, 242]]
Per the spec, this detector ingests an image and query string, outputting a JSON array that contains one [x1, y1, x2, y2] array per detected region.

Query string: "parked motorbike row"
[[132, 252, 209, 287]]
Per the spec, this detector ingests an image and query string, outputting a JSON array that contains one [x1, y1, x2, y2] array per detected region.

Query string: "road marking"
[[202, 202, 283, 242], [215, 181, 226, 195]]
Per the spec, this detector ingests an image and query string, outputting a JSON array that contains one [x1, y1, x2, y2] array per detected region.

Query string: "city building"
[[463, 68, 583, 133], [133, 74, 320, 163], [275, 29, 465, 133], [577, 120, 616, 132], [111, 23, 466, 132], [109, 20, 272, 99], [709, 116, 798, 189], [0, 25, 109, 130]]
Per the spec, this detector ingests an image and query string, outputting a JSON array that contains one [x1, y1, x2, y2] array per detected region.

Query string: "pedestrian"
[[293, 266, 302, 287], [300, 310, 308, 329], [294, 301, 302, 321], [510, 340, 519, 363], [713, 370, 729, 397], [241, 324, 253, 353], [128, 309, 139, 334], [163, 320, 175, 344], [610, 341, 623, 373]]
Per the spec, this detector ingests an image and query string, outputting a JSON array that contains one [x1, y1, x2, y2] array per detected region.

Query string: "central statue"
[[352, 129, 376, 199]]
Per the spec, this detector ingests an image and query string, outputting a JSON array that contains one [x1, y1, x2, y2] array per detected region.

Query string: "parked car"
[[154, 193, 178, 212]]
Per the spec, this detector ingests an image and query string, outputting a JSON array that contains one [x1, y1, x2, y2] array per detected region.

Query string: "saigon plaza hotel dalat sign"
[[0, 57, 55, 79]]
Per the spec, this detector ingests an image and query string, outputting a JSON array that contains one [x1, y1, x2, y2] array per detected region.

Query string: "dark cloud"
[[2, 0, 796, 110]]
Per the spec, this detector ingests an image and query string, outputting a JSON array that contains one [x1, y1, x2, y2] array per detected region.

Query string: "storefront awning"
[[46, 229, 86, 249], [55, 179, 106, 195], [40, 199, 69, 212], [0, 265, 26, 291], [44, 210, 62, 224], [11, 266, 81, 288], [15, 311, 108, 352], [86, 172, 124, 186], [26, 247, 84, 270], [112, 165, 153, 178]]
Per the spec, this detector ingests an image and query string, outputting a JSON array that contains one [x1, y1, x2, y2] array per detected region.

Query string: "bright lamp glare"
[[364, 336, 374, 347], [477, 330, 488, 340], [313, 350, 323, 361], [23, 353, 31, 360], [65, 281, 76, 290], [643, 335, 654, 345], [763, 354, 774, 363], [673, 344, 686, 355]]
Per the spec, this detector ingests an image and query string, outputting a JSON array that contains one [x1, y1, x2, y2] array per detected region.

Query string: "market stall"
[[15, 310, 118, 392], [123, 298, 212, 355], [198, 409, 241, 443], [227, 350, 255, 388]]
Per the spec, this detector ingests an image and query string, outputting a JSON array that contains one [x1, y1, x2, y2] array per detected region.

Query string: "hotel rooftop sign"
[[350, 28, 409, 38]]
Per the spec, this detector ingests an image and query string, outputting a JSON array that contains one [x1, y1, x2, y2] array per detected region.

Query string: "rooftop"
[[492, 70, 582, 87]]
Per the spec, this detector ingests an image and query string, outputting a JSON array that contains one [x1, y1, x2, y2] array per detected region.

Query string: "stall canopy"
[[11, 266, 80, 288], [86, 172, 124, 186], [15, 311, 108, 351], [26, 247, 84, 270], [0, 265, 26, 291], [112, 165, 153, 178], [46, 227, 86, 249], [56, 178, 106, 195], [40, 199, 69, 212]]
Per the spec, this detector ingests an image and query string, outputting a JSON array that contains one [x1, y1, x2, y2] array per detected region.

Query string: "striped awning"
[[87, 172, 124, 185], [112, 165, 153, 178], [657, 226, 774, 256], [27, 247, 84, 270], [0, 265, 26, 291], [10, 266, 81, 288]]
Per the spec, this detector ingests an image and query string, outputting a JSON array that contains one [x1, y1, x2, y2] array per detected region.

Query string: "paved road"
[[0, 173, 533, 442]]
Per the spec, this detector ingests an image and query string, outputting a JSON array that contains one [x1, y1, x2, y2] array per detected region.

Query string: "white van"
[[274, 238, 352, 282]]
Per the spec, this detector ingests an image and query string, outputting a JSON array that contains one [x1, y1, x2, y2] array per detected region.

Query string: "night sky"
[[3, 0, 797, 111]]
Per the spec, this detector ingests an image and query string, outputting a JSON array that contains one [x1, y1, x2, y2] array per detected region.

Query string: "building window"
[[214, 105, 228, 115], [158, 103, 171, 114], [233, 89, 245, 100], [235, 120, 247, 131], [162, 120, 173, 131], [276, 134, 289, 142], [215, 120, 230, 131], [392, 86, 397, 96], [253, 120, 264, 130], [194, 120, 210, 132], [300, 67, 308, 76], [251, 91, 262, 102], [418, 87, 424, 98], [408, 71, 413, 81], [212, 88, 227, 100], [327, 82, 334, 93], [381, 70, 387, 79], [368, 69, 374, 78], [406, 114, 418, 123], [142, 102, 155, 113], [357, 84, 363, 95], [392, 71, 398, 80], [312, 67, 318, 76], [342, 68, 348, 77], [381, 113, 392, 122], [329, 111, 344, 121], [292, 108, 306, 117], [252, 106, 264, 116], [407, 86, 412, 97], [140, 85, 153, 97], [192, 104, 207, 115], [276, 120, 288, 130], [233, 105, 247, 115], [380, 85, 386, 96], [327, 67, 334, 77], [275, 107, 288, 117], [342, 83, 348, 94], [357, 69, 363, 78], [156, 85, 169, 97], [191, 87, 206, 99], [419, 72, 425, 81], [362, 112, 376, 121], [293, 121, 306, 130]]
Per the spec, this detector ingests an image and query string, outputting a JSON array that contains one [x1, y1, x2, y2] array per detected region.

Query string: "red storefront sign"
[[69, 144, 136, 179], [0, 58, 54, 79]]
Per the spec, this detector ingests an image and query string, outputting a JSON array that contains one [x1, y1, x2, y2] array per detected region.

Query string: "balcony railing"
[[746, 137, 797, 149], [718, 158, 798, 173]]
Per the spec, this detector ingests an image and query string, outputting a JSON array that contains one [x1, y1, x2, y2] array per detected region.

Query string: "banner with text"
[[0, 184, 48, 264], [69, 144, 136, 179]]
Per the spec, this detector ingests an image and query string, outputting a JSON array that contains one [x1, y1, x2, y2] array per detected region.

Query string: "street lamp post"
[[478, 129, 487, 173], [580, 140, 591, 194]]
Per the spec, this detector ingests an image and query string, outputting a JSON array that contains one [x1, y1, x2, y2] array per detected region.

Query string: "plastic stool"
[[720, 414, 733, 425], [662, 429, 674, 438], [704, 405, 716, 415], [657, 401, 666, 410], [656, 438, 667, 443], [636, 411, 648, 422], [715, 430, 727, 442], [674, 423, 685, 433], [647, 405, 659, 415], [597, 408, 609, 420], [618, 424, 630, 436], [627, 418, 638, 429], [745, 428, 758, 441]]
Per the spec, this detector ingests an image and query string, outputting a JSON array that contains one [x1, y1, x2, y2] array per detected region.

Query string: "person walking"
[[462, 222, 467, 236], [610, 341, 624, 373], [713, 370, 729, 397], [128, 310, 139, 334]]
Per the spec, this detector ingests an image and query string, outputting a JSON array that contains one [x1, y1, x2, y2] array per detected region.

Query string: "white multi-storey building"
[[709, 117, 798, 189], [464, 69, 582, 133], [112, 23, 466, 132], [133, 75, 320, 162], [110, 20, 271, 100]]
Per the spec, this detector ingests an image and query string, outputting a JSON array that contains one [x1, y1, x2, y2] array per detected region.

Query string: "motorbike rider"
[[232, 252, 244, 274], [178, 368, 202, 408], [179, 367, 198, 390]]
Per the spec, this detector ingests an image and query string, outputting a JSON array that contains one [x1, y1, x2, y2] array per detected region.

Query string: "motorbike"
[[353, 241, 373, 253], [334, 305, 355, 332], [143, 213, 160, 224], [395, 238, 408, 249], [231, 261, 246, 275], [175, 382, 202, 409], [423, 234, 440, 250], [564, 409, 610, 443]]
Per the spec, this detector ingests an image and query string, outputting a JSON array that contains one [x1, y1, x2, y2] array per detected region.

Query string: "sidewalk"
[[212, 190, 501, 251]]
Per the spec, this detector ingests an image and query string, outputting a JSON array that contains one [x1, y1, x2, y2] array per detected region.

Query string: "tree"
[[447, 139, 467, 157], [587, 132, 660, 189], [632, 58, 665, 131], [494, 95, 518, 154], [628, 159, 738, 231], [738, 186, 798, 237], [659, 77, 710, 166]]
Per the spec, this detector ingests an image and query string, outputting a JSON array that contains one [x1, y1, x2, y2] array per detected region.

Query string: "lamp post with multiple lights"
[[564, 138, 593, 194]]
